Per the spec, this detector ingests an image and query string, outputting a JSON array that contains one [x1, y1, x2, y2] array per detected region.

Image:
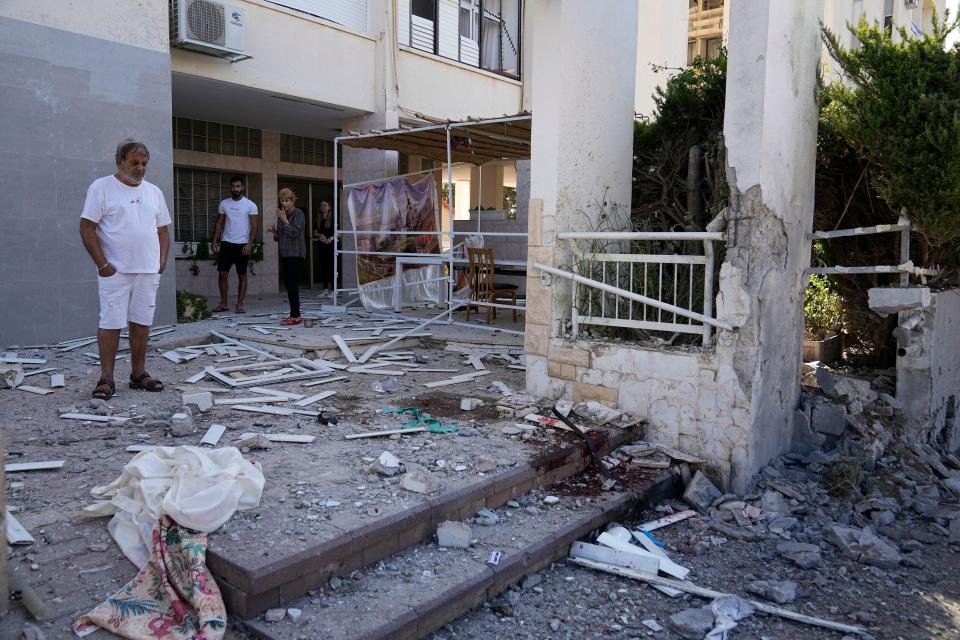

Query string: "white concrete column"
[[339, 0, 399, 294], [524, 0, 639, 397], [720, 0, 823, 490], [634, 1, 688, 117]]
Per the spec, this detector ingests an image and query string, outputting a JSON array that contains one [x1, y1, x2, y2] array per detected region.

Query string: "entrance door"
[[276, 179, 335, 289]]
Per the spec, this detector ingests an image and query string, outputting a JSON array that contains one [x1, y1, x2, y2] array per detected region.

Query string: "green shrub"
[[176, 290, 211, 323], [804, 273, 844, 340]]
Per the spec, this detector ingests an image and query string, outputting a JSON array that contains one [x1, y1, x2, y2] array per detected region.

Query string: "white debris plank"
[[204, 366, 238, 388], [249, 387, 305, 400], [22, 368, 56, 378], [638, 510, 697, 532], [293, 390, 337, 407], [232, 370, 331, 387], [302, 376, 349, 387], [630, 531, 690, 580], [309, 358, 349, 371], [5, 460, 65, 473], [59, 413, 127, 423], [290, 408, 320, 417], [18, 385, 54, 396], [185, 370, 208, 384], [332, 335, 358, 363], [162, 350, 183, 363], [214, 396, 289, 405], [344, 426, 428, 440], [423, 371, 491, 388], [59, 337, 98, 352], [126, 444, 158, 453], [1, 355, 46, 365], [347, 367, 408, 375], [568, 557, 867, 636], [232, 404, 295, 416], [506, 365, 526, 371], [356, 343, 383, 364], [467, 354, 486, 371], [569, 541, 660, 574], [6, 509, 35, 544], [50, 374, 65, 388], [200, 424, 227, 446], [407, 368, 459, 373], [238, 432, 315, 443]]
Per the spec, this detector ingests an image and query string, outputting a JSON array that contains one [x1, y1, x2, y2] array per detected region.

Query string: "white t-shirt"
[[218, 196, 259, 244], [80, 175, 172, 273]]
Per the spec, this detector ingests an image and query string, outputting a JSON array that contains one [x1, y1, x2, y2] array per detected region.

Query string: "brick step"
[[242, 468, 683, 640], [208, 426, 641, 618]]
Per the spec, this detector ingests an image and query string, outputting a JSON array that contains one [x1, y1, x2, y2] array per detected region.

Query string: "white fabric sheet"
[[83, 446, 265, 568]]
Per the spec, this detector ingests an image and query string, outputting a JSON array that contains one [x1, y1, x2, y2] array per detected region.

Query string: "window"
[[174, 168, 247, 242], [173, 117, 262, 158], [687, 40, 696, 65], [706, 37, 722, 61], [883, 0, 894, 34], [401, 0, 521, 79], [267, 1, 370, 33], [280, 134, 335, 166]]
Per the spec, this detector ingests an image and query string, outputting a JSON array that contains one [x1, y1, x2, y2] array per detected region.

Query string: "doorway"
[[276, 178, 336, 289]]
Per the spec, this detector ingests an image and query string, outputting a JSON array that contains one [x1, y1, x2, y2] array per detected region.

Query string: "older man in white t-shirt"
[[79, 139, 171, 400]]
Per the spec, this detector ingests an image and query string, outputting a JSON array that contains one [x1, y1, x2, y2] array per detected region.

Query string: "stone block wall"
[[897, 289, 960, 451]]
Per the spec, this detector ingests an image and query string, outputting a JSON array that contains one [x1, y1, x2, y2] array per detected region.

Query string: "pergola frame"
[[332, 113, 531, 335]]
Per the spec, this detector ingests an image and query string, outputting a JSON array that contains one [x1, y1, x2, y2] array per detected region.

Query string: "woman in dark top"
[[268, 187, 306, 325], [316, 200, 335, 294]]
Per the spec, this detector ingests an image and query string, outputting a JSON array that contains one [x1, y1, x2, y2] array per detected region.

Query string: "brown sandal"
[[92, 378, 115, 399], [129, 371, 163, 392]]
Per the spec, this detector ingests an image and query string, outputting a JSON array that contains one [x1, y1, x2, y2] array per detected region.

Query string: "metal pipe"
[[702, 239, 715, 346], [446, 125, 455, 324], [558, 231, 724, 241], [333, 138, 339, 305], [533, 262, 736, 332]]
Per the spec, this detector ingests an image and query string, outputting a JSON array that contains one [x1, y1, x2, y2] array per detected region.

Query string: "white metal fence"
[[544, 231, 729, 346]]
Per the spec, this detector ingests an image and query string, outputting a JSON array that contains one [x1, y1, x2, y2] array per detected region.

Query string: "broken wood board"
[[523, 413, 574, 432], [293, 390, 336, 407], [6, 508, 35, 544], [5, 460, 64, 473], [185, 371, 207, 384], [1, 355, 46, 365], [466, 354, 486, 371], [17, 385, 54, 396], [59, 413, 128, 423], [638, 510, 697, 532], [423, 371, 491, 388], [238, 432, 315, 443], [200, 424, 227, 446], [568, 557, 867, 636], [347, 367, 408, 375], [569, 541, 659, 574], [344, 426, 428, 440]]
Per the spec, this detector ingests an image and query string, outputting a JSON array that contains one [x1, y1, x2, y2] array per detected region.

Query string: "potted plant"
[[803, 274, 844, 363]]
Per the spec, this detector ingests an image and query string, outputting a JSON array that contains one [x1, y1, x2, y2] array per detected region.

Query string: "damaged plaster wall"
[[897, 290, 960, 451]]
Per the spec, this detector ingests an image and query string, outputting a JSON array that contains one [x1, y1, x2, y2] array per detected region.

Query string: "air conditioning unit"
[[905, 0, 920, 7], [170, 0, 251, 61]]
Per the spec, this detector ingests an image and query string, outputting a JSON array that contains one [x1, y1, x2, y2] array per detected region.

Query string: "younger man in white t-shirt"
[[79, 139, 171, 399], [212, 175, 259, 313]]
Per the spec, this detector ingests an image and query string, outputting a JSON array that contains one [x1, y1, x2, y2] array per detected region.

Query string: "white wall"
[[171, 0, 378, 113], [634, 2, 688, 118], [396, 49, 524, 120], [1, 0, 170, 52]]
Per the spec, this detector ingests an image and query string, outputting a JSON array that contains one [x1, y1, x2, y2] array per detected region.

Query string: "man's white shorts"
[[97, 272, 162, 329]]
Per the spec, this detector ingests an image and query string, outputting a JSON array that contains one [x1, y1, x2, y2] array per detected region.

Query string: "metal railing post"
[[702, 239, 715, 346], [899, 226, 910, 287], [333, 138, 339, 306]]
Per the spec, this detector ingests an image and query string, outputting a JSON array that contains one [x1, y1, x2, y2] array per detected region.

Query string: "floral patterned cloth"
[[75, 516, 226, 640]]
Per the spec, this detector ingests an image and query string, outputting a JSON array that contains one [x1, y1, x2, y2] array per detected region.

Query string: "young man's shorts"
[[98, 272, 161, 329], [217, 241, 250, 275]]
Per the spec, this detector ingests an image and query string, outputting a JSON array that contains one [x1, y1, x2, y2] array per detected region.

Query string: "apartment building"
[[0, 0, 689, 345], [688, 0, 943, 67]]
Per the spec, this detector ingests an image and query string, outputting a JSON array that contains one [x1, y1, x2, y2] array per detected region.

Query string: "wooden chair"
[[466, 247, 518, 323]]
